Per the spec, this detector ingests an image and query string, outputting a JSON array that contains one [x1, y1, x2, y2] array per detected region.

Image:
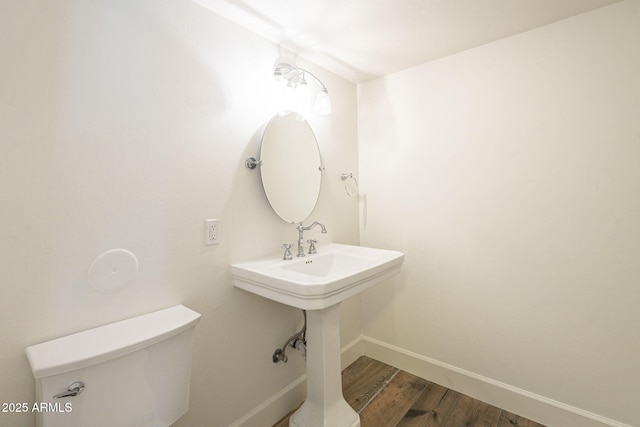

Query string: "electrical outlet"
[[205, 219, 220, 245]]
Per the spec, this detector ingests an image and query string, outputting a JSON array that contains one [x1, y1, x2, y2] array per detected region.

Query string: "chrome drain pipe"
[[272, 310, 307, 363]]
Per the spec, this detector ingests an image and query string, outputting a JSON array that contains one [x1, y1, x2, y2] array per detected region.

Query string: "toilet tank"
[[25, 305, 201, 427]]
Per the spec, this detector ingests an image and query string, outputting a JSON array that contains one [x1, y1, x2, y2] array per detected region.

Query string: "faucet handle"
[[307, 239, 318, 254], [282, 243, 293, 260]]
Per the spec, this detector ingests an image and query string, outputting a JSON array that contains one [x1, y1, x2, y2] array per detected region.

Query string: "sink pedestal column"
[[289, 303, 360, 427]]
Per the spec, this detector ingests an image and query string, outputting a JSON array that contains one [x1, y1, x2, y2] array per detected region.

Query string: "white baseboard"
[[227, 374, 306, 427], [361, 336, 632, 427], [340, 334, 366, 368], [230, 335, 630, 427]]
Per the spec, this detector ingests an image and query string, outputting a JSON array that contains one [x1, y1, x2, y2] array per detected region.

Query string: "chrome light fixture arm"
[[275, 63, 327, 92], [274, 62, 332, 115]]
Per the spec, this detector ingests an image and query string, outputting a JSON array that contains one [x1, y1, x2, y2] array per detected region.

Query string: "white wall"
[[0, 1, 359, 426], [358, 1, 640, 425]]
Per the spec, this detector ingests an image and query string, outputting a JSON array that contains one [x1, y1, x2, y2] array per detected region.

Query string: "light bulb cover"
[[296, 78, 311, 113], [314, 89, 332, 115]]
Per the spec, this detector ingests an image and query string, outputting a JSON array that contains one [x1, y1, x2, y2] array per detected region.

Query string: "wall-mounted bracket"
[[245, 157, 262, 170]]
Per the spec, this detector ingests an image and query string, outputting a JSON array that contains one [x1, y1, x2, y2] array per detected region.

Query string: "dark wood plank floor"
[[274, 356, 546, 427]]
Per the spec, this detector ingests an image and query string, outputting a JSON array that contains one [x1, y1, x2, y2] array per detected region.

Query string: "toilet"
[[25, 305, 201, 427]]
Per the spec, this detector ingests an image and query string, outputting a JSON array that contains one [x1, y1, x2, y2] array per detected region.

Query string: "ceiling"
[[193, 0, 620, 83]]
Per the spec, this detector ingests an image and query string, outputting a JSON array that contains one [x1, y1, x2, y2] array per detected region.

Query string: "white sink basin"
[[231, 243, 404, 310]]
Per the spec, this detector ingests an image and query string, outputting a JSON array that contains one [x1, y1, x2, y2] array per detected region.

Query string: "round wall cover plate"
[[88, 249, 139, 293]]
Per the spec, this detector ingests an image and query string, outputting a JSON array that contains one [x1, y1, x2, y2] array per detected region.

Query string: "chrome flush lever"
[[53, 381, 85, 399]]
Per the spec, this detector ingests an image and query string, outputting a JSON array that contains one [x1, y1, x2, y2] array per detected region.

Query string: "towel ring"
[[340, 173, 359, 198]]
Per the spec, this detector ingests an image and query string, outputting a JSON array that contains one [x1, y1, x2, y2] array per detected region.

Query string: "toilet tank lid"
[[25, 305, 201, 379]]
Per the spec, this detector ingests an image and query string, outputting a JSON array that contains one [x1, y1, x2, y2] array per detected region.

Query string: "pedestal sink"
[[231, 243, 404, 427]]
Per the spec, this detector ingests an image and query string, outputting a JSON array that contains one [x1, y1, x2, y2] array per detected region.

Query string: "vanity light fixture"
[[274, 62, 332, 116]]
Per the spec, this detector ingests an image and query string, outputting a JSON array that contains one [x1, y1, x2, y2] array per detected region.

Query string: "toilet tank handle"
[[53, 381, 85, 399]]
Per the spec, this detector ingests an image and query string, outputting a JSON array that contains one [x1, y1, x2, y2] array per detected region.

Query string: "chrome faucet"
[[296, 221, 327, 257]]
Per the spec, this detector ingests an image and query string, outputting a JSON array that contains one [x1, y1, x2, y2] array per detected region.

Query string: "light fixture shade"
[[284, 84, 298, 114], [273, 68, 283, 83], [314, 89, 332, 115], [296, 78, 311, 114]]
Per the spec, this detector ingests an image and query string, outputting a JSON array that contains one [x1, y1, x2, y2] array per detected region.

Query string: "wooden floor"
[[274, 356, 546, 427]]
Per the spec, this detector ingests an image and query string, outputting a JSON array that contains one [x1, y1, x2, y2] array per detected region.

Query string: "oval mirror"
[[259, 113, 322, 224]]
